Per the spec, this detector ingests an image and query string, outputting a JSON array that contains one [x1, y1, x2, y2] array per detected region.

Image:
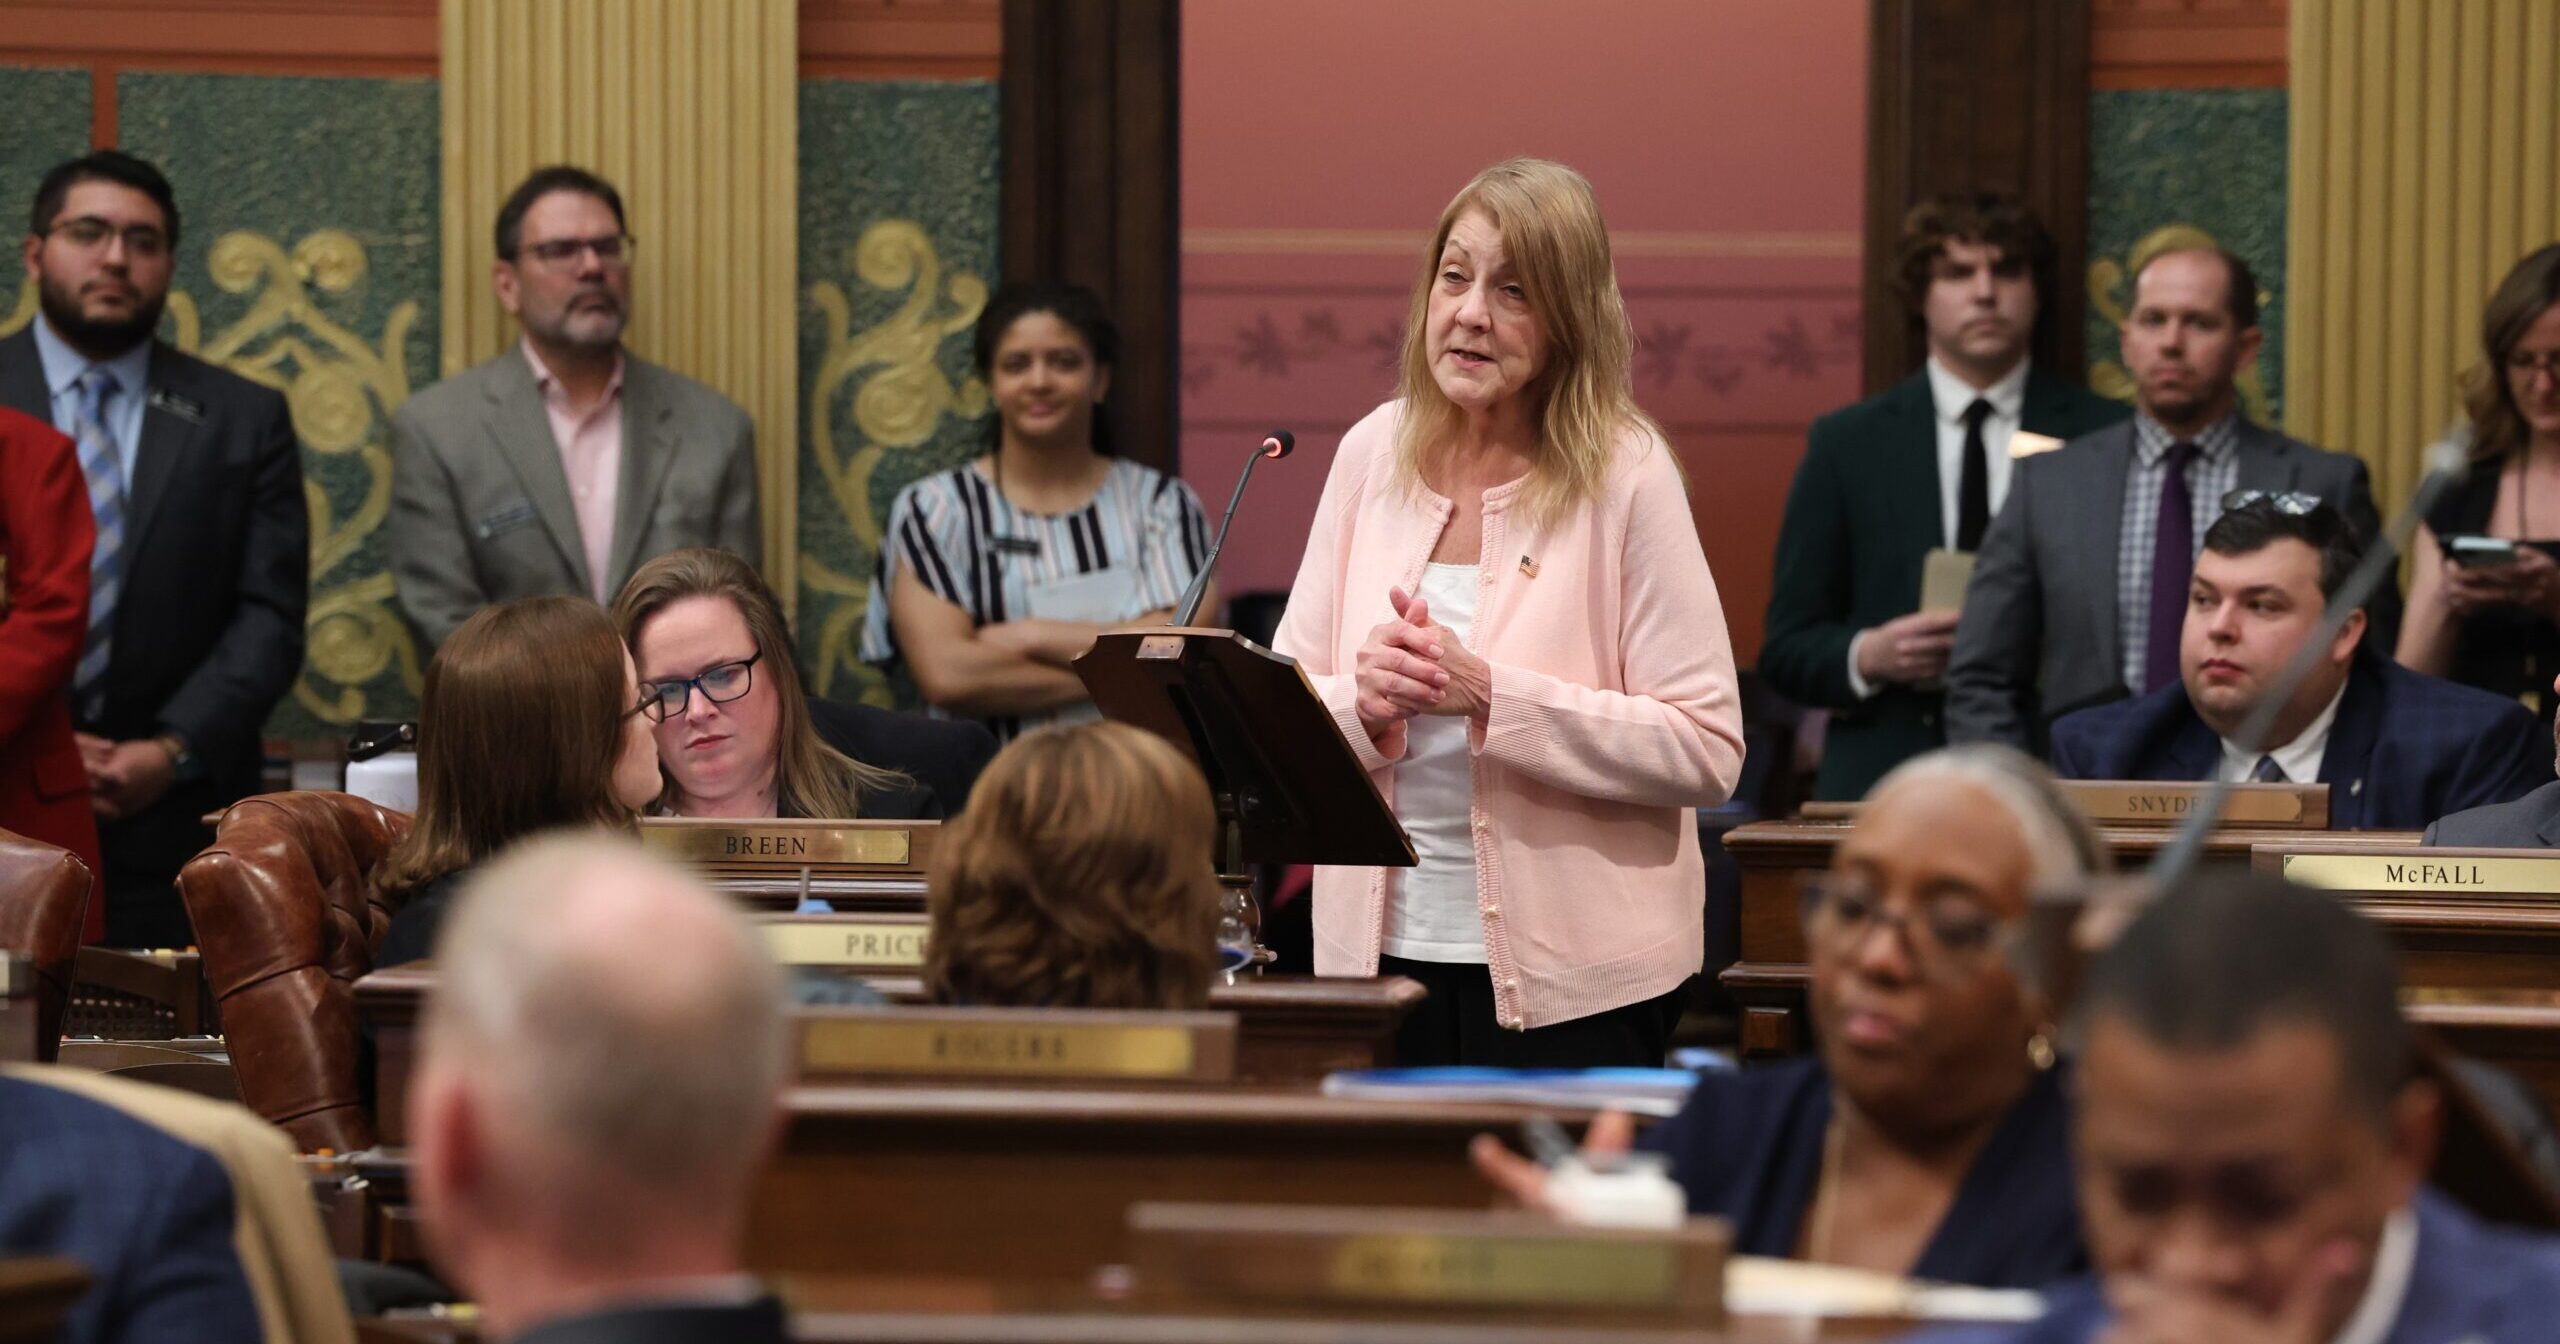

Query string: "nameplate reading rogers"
[[2281, 853, 2560, 893], [1324, 1235, 1680, 1307], [799, 1018, 1201, 1077]]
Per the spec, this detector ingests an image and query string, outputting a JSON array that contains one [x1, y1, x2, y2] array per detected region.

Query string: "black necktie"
[[2251, 754, 2287, 784], [1956, 398, 1993, 551]]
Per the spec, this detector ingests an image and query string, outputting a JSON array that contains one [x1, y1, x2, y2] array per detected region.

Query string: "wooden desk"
[[350, 1087, 1577, 1282], [2407, 990, 2560, 1119], [0, 1257, 88, 1344], [793, 1311, 1913, 1343], [1720, 819, 2425, 1055], [355, 969, 1425, 1145]]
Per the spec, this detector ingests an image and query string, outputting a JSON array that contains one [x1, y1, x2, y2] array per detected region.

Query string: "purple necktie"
[[2143, 441, 2198, 695]]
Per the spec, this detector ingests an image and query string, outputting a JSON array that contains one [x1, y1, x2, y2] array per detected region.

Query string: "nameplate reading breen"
[[761, 921, 927, 967], [2062, 781, 2327, 828], [638, 821, 913, 867], [2281, 853, 2560, 893], [798, 1016, 1208, 1078]]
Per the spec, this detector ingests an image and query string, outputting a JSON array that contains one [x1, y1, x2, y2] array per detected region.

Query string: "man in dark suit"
[[1916, 873, 2560, 1344], [0, 405, 101, 906], [0, 1069, 262, 1344], [1764, 192, 2126, 800], [2426, 670, 2560, 846], [5, 151, 306, 946], [2049, 498, 2543, 829], [409, 836, 789, 1344], [1946, 246, 2394, 754]]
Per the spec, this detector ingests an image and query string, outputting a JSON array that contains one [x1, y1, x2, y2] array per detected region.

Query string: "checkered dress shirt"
[[2116, 411, 2243, 694]]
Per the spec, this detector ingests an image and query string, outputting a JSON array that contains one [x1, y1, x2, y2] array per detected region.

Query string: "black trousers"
[[1378, 955, 1690, 1069]]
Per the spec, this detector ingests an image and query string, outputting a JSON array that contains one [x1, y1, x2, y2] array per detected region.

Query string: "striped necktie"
[[71, 367, 126, 717]]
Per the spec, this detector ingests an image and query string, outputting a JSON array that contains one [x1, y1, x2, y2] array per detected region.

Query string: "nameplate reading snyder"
[[2061, 781, 2326, 827], [638, 821, 913, 867], [761, 921, 927, 967], [800, 1018, 1199, 1077], [1326, 1234, 1679, 1306], [2281, 853, 2560, 893]]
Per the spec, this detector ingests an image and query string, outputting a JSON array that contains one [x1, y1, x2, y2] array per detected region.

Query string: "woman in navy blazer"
[[1479, 745, 2103, 1289]]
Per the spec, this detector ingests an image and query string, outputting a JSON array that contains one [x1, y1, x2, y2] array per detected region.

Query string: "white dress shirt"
[[2328, 1207, 2417, 1344], [2216, 680, 2347, 784]]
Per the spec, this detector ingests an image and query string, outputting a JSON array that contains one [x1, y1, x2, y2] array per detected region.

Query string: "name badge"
[[474, 500, 540, 540], [2281, 853, 2560, 893]]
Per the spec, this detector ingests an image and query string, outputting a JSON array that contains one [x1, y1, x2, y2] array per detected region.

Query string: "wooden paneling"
[[800, 0, 999, 80], [1863, 0, 2091, 394], [1000, 0, 1179, 473], [2091, 0, 2288, 90]]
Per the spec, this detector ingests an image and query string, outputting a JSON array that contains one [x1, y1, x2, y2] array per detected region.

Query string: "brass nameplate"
[[762, 921, 927, 967], [639, 821, 913, 867], [2062, 781, 2326, 827], [801, 1018, 1198, 1077], [1326, 1234, 1679, 1307], [2282, 853, 2560, 893]]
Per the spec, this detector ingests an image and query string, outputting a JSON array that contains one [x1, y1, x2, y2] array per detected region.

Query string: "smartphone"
[[2446, 535, 2522, 567]]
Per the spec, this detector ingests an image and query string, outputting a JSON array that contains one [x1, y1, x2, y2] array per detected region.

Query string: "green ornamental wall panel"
[[0, 67, 93, 333], [797, 79, 999, 707], [118, 72, 440, 738], [2085, 88, 2290, 424]]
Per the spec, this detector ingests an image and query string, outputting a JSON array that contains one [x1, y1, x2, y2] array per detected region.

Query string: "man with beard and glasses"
[[386, 165, 759, 652], [1, 150, 307, 948]]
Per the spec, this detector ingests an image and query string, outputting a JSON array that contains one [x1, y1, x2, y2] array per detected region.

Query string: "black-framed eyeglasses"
[[46, 216, 169, 259], [515, 233, 634, 270], [638, 650, 761, 723], [1799, 875, 2008, 983]]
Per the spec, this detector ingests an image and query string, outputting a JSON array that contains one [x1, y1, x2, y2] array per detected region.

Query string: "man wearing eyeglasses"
[[386, 165, 758, 650], [2046, 495, 2543, 829], [0, 150, 308, 948]]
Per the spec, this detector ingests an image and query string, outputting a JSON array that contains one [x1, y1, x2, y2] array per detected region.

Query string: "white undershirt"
[[2328, 1207, 2417, 1344], [2215, 680, 2347, 784], [1385, 563, 1485, 963]]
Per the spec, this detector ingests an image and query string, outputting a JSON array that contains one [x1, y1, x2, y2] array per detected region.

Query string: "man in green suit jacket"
[[1763, 193, 2127, 801]]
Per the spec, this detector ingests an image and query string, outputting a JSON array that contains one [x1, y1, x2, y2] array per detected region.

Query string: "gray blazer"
[[386, 346, 758, 649], [1943, 417, 2394, 753], [2425, 779, 2560, 847]]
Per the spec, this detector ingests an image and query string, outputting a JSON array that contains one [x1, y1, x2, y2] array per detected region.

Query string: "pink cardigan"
[[1273, 402, 1746, 1029]]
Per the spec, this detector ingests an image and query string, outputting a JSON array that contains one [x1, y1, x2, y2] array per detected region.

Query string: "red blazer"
[[0, 404, 102, 934]]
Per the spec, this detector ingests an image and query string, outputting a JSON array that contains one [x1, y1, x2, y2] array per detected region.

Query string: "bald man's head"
[[411, 834, 787, 1268]]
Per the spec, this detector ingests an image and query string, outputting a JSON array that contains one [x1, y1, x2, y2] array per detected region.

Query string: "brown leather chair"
[[0, 828, 93, 1063], [175, 792, 410, 1152]]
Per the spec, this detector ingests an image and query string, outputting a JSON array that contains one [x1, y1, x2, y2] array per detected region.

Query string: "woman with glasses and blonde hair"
[[375, 596, 664, 966], [924, 721, 1223, 1010], [1478, 745, 2102, 1289], [2401, 244, 2560, 737], [1272, 158, 1745, 1066], [613, 547, 995, 820]]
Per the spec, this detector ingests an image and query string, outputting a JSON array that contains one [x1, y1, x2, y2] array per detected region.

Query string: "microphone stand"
[[1174, 431, 1294, 627]]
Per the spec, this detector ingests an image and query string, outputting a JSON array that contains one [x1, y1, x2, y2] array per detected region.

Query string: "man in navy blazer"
[[0, 1070, 261, 1344], [1919, 872, 2560, 1344], [2050, 497, 2545, 829]]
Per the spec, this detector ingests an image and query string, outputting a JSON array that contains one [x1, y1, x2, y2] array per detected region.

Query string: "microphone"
[[1173, 430, 1294, 627]]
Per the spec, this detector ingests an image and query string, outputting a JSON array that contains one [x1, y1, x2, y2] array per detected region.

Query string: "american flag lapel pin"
[[1518, 554, 1538, 578]]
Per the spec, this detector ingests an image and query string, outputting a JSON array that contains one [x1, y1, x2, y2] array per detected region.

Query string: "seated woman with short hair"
[[1478, 744, 2104, 1290], [614, 547, 996, 819], [373, 596, 664, 967], [924, 721, 1222, 1010]]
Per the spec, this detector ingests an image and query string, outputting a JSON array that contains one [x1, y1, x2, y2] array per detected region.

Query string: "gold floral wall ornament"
[[800, 219, 990, 697], [2088, 223, 2273, 424], [1, 276, 35, 340]]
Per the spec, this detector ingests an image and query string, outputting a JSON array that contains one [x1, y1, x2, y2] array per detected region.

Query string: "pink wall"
[[1180, 0, 1867, 663]]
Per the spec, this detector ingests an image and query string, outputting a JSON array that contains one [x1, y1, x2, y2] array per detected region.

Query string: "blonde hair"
[[1391, 157, 1662, 529], [925, 721, 1221, 1010], [612, 547, 908, 818]]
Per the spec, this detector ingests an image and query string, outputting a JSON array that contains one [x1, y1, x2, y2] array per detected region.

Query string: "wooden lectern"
[[1077, 628, 1416, 967]]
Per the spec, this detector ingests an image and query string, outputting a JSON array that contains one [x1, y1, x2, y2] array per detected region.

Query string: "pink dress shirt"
[[1274, 401, 1747, 1030], [522, 340, 625, 601]]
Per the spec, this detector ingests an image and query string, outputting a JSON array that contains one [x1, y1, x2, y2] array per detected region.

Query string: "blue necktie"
[[71, 367, 126, 717], [2251, 754, 2287, 784]]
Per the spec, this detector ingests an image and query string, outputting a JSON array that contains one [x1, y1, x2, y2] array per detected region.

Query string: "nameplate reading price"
[[1325, 1235, 1680, 1307], [2061, 781, 2327, 828], [638, 820, 915, 867], [2281, 853, 2560, 893], [761, 921, 927, 967], [799, 1018, 1201, 1078]]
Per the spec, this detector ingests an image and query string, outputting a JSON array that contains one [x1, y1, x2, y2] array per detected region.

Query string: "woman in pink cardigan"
[[1273, 158, 1746, 1066]]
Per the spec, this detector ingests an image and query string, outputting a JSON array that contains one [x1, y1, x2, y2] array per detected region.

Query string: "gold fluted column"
[[440, 0, 799, 599], [2287, 0, 2560, 513]]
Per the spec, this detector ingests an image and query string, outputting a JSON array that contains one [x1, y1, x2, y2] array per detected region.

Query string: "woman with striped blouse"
[[862, 283, 1211, 742]]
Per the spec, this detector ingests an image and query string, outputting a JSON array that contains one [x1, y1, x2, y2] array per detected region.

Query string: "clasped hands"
[[77, 732, 176, 822], [1354, 586, 1491, 739]]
